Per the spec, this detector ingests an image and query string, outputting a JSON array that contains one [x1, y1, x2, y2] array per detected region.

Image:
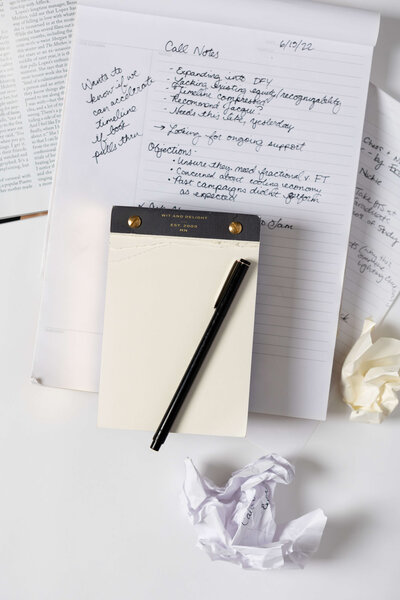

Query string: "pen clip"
[[214, 261, 240, 309]]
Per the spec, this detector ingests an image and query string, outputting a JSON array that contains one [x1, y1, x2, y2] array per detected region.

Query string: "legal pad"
[[97, 207, 261, 437]]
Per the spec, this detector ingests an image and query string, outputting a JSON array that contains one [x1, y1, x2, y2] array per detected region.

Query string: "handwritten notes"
[[336, 85, 400, 365], [33, 4, 379, 419], [82, 66, 153, 164], [132, 17, 374, 420]]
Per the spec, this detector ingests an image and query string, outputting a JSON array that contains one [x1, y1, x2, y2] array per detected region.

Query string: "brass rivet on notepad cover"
[[229, 221, 242, 235], [128, 216, 142, 229]]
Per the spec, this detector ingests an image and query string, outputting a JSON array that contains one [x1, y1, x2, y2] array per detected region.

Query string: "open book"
[[0, 0, 75, 219], [32, 1, 379, 420]]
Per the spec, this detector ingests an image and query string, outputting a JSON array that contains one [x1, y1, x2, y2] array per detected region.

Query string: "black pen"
[[150, 258, 251, 451]]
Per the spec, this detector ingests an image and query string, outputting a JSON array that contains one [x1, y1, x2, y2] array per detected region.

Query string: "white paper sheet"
[[336, 85, 400, 367], [246, 412, 319, 455], [375, 289, 400, 340], [32, 2, 379, 420], [182, 454, 327, 569]]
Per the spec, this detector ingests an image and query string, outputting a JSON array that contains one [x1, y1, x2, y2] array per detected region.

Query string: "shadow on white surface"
[[273, 452, 375, 562], [316, 510, 373, 560]]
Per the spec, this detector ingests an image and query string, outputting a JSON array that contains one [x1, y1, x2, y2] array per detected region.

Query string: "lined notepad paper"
[[33, 1, 379, 420], [335, 85, 400, 366]]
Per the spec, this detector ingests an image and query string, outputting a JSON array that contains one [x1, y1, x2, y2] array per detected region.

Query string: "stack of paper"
[[31, 1, 380, 420]]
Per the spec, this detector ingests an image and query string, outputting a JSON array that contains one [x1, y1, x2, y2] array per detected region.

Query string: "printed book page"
[[33, 2, 379, 420], [0, 0, 75, 218]]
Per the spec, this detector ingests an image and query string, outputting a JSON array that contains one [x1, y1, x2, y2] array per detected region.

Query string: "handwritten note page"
[[33, 4, 379, 420], [335, 85, 400, 366]]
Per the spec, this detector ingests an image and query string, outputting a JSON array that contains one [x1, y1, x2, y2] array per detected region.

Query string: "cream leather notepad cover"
[[98, 206, 260, 437]]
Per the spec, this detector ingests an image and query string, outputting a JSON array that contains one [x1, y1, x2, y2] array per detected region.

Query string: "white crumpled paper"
[[182, 454, 326, 570], [342, 319, 400, 423]]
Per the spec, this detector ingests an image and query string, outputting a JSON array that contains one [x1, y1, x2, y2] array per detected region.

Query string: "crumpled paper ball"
[[341, 319, 400, 423], [182, 454, 327, 570]]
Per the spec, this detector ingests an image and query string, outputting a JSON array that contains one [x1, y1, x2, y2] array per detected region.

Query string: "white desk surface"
[[2, 1, 400, 598]]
